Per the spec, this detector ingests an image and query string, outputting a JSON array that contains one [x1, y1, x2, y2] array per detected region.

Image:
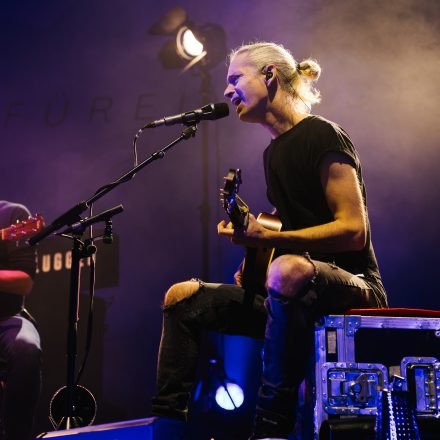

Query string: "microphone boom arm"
[[28, 124, 198, 245]]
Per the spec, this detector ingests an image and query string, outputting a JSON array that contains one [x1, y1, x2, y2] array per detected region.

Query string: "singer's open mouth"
[[232, 97, 241, 106]]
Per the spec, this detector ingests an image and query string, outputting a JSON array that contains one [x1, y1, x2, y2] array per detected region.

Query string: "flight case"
[[297, 310, 440, 439]]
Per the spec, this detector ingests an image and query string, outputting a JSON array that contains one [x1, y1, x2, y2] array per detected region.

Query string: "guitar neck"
[[221, 168, 283, 296], [229, 205, 249, 229]]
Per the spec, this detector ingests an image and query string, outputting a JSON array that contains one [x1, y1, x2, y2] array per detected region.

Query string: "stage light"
[[177, 27, 204, 58], [215, 382, 244, 410], [148, 6, 227, 74], [148, 8, 227, 280]]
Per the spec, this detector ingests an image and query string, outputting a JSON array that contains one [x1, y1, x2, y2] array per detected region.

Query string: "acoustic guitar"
[[221, 169, 282, 296], [1, 214, 45, 242]]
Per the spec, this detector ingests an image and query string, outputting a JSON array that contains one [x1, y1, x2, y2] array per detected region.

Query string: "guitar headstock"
[[220, 168, 249, 229], [2, 214, 45, 242]]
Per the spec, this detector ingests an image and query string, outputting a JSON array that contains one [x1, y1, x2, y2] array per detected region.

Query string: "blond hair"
[[229, 42, 321, 113]]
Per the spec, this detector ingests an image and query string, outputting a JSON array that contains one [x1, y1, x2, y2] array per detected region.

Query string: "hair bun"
[[298, 59, 321, 81]]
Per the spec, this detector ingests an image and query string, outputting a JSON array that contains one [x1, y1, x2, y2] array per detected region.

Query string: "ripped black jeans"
[[151, 259, 387, 438]]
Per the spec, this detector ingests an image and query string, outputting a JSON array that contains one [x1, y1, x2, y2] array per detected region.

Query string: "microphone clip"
[[103, 219, 113, 244]]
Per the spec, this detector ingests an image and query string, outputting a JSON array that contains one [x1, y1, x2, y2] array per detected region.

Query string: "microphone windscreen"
[[206, 102, 229, 120]]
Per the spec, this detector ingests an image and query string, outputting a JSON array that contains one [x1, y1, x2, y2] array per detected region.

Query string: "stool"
[[296, 308, 440, 440]]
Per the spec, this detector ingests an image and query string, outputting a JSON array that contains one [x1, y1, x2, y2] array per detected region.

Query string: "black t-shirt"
[[0, 200, 36, 318], [263, 115, 384, 290]]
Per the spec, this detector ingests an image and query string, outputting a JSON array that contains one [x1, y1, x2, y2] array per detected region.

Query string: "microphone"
[[144, 102, 229, 128]]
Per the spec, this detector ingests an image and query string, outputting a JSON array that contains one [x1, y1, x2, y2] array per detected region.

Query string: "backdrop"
[[1, 0, 439, 435]]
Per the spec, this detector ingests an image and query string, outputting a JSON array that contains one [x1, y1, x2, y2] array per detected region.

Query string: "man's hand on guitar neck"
[[233, 260, 244, 287], [217, 213, 274, 248]]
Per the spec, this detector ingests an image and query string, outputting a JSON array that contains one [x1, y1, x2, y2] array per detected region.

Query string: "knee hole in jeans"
[[266, 254, 315, 298], [163, 281, 201, 307]]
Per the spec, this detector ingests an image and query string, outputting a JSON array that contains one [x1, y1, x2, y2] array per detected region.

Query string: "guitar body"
[[242, 213, 282, 295], [221, 169, 282, 297]]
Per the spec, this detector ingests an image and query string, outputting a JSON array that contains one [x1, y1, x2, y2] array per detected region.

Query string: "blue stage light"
[[215, 382, 244, 410]]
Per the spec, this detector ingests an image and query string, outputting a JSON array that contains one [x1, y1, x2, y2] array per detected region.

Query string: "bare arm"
[[0, 270, 33, 295], [218, 152, 366, 253]]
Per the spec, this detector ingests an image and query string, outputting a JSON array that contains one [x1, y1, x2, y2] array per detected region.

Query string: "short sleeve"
[[307, 117, 360, 173]]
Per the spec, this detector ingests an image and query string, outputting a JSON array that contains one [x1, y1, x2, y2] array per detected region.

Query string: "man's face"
[[224, 54, 268, 123]]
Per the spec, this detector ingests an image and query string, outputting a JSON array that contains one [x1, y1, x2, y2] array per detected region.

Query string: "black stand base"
[[49, 385, 97, 430], [56, 417, 84, 430]]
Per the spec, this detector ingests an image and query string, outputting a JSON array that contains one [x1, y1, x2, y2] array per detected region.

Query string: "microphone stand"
[[29, 124, 198, 430], [53, 206, 124, 430]]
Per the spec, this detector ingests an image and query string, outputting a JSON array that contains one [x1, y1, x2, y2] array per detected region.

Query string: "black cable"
[[133, 128, 142, 167], [92, 126, 146, 197]]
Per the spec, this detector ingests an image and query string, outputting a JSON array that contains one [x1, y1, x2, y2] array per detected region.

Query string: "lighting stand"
[[194, 357, 238, 412], [200, 67, 212, 280]]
